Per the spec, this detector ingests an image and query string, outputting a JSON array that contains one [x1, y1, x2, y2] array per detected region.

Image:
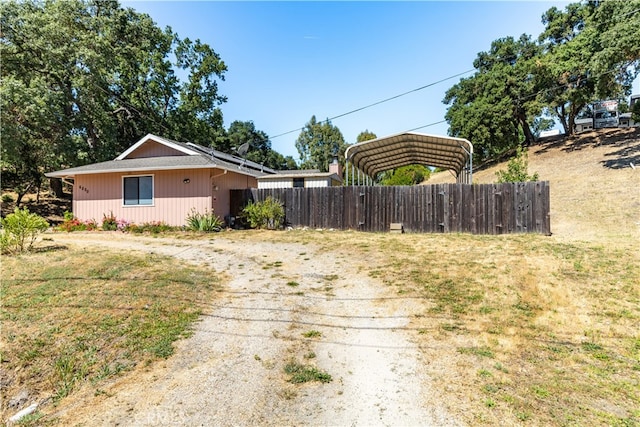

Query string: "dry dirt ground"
[[46, 232, 457, 426], [6, 128, 640, 426]]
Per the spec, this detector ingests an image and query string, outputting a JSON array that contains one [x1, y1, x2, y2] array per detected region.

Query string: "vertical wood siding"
[[231, 182, 551, 235], [72, 169, 257, 226], [211, 171, 257, 219], [126, 140, 188, 158], [257, 180, 294, 189]]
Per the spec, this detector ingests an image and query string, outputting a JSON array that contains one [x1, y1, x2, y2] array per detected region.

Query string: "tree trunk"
[[518, 112, 536, 146], [556, 105, 569, 134], [50, 178, 64, 198]]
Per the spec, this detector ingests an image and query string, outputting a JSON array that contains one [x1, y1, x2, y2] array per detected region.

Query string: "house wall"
[[73, 169, 211, 226], [211, 171, 257, 219], [258, 180, 294, 189], [257, 178, 332, 189], [72, 168, 257, 226], [305, 178, 331, 188], [127, 141, 187, 158]]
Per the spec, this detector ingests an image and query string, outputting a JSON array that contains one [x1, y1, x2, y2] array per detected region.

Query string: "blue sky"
[[123, 1, 577, 160]]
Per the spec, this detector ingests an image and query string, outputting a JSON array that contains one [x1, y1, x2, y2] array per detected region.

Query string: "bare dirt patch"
[[44, 232, 456, 426]]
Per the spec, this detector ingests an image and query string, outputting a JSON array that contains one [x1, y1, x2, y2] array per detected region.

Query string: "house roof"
[[258, 171, 342, 182], [46, 133, 276, 179], [344, 131, 473, 184]]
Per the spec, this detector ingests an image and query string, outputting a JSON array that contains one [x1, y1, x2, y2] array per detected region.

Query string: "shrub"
[[1, 207, 49, 254], [185, 209, 223, 232], [495, 146, 539, 183], [57, 216, 98, 232], [242, 196, 285, 230], [2, 194, 15, 203], [128, 221, 173, 234], [101, 211, 118, 231]]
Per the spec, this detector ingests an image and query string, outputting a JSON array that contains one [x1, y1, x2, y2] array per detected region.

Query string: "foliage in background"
[[379, 164, 431, 186], [0, 0, 227, 198], [0, 207, 49, 254], [444, 0, 640, 164], [222, 121, 298, 170], [632, 101, 640, 123], [295, 116, 347, 172], [185, 208, 224, 232], [242, 196, 285, 230], [495, 146, 539, 183]]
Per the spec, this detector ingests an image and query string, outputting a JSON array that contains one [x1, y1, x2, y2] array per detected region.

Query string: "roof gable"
[[116, 134, 200, 160]]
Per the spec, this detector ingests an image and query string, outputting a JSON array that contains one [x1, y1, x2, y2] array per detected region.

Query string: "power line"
[[269, 69, 474, 140], [406, 120, 447, 133]]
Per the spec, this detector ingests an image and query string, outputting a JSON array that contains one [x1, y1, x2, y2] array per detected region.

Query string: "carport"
[[344, 132, 473, 185]]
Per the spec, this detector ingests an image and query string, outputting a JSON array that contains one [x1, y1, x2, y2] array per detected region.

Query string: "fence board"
[[230, 181, 550, 235]]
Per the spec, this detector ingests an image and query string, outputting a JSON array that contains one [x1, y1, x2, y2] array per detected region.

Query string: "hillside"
[[426, 127, 640, 242]]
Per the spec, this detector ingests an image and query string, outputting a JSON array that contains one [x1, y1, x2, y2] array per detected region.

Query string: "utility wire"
[[269, 69, 474, 140]]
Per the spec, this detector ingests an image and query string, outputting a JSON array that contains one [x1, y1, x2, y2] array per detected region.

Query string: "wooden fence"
[[230, 182, 550, 235]]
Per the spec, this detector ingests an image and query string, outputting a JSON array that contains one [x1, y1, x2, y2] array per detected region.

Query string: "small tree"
[[495, 146, 539, 183], [379, 165, 431, 186], [1, 207, 49, 254], [242, 197, 285, 230]]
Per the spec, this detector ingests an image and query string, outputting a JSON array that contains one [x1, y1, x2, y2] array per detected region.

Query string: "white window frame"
[[122, 174, 155, 207]]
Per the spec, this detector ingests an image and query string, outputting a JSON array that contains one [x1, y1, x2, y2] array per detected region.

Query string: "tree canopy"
[[0, 0, 293, 201], [443, 0, 640, 164], [295, 116, 347, 172], [223, 121, 297, 171]]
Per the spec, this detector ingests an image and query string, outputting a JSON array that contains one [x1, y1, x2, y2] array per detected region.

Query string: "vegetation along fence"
[[231, 182, 551, 235]]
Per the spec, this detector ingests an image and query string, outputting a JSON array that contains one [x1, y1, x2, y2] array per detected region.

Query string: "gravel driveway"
[[51, 233, 458, 426]]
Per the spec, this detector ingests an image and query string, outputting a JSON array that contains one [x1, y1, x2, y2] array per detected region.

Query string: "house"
[[575, 117, 594, 133], [619, 112, 636, 128], [46, 134, 277, 226], [257, 159, 342, 189]]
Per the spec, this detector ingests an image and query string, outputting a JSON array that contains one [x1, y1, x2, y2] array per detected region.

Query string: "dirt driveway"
[[50, 233, 457, 426]]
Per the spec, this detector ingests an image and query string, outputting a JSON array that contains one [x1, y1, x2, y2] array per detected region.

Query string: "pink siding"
[[127, 140, 187, 158], [72, 168, 256, 226], [211, 171, 257, 219]]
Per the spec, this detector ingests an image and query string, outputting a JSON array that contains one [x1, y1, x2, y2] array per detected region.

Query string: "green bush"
[[2, 194, 15, 203], [495, 146, 539, 183], [1, 207, 49, 254], [242, 196, 285, 230], [102, 211, 118, 231], [128, 221, 174, 234], [379, 164, 431, 185], [185, 209, 223, 232]]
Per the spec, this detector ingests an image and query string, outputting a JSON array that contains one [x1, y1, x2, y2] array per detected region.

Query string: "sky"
[[122, 1, 585, 160]]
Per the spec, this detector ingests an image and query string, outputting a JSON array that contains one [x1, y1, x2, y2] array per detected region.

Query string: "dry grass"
[[2, 128, 638, 425], [239, 129, 640, 425], [427, 127, 640, 242], [248, 229, 639, 426], [0, 246, 225, 422]]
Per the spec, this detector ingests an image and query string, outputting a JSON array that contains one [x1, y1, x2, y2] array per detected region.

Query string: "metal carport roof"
[[344, 132, 473, 184]]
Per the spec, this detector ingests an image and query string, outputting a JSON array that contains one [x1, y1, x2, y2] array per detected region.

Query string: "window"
[[123, 176, 153, 205], [293, 178, 304, 188]]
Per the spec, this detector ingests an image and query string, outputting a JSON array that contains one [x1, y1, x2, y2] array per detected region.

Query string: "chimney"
[[329, 157, 342, 178]]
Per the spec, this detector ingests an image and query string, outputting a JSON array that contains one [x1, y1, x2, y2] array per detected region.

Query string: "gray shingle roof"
[[46, 154, 270, 178], [46, 133, 277, 178]]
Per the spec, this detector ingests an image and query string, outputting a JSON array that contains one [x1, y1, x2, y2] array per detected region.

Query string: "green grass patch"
[[302, 330, 322, 338], [1, 246, 224, 411], [284, 361, 332, 384]]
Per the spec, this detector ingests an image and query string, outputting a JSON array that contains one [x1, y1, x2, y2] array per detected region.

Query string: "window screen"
[[123, 176, 153, 205]]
